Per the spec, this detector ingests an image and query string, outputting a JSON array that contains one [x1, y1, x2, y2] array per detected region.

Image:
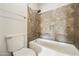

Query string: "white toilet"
[[5, 33, 36, 56]]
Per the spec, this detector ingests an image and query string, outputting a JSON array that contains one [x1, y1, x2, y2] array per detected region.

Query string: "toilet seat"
[[13, 48, 36, 56]]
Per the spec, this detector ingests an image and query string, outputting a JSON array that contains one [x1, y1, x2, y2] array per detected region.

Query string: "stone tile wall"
[[27, 7, 41, 43], [40, 4, 75, 44], [27, 4, 79, 49]]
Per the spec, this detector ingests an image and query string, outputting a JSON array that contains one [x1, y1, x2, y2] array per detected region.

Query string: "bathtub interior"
[[29, 38, 79, 56], [29, 41, 69, 56]]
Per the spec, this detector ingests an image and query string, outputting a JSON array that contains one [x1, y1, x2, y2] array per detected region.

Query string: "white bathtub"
[[29, 38, 79, 56]]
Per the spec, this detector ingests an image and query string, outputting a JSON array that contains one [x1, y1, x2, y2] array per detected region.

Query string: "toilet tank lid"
[[5, 33, 26, 38]]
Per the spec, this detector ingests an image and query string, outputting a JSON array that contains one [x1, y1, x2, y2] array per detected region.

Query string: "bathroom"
[[0, 3, 79, 56]]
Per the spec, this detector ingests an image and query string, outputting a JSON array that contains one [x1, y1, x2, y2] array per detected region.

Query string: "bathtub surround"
[[72, 4, 79, 49], [40, 4, 74, 44], [27, 6, 41, 43], [28, 3, 79, 49], [40, 3, 79, 49]]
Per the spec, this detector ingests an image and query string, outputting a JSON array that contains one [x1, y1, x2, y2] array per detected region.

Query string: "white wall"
[[0, 3, 27, 56]]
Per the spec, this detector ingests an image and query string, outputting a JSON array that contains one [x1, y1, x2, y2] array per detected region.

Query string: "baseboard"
[[0, 52, 10, 56]]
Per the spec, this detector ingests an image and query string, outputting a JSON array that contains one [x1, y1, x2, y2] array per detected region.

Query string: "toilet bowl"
[[13, 48, 36, 56], [5, 33, 36, 56]]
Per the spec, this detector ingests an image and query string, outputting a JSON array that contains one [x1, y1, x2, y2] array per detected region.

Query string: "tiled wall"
[[72, 4, 79, 49], [27, 7, 41, 43], [40, 4, 75, 44], [27, 4, 79, 49]]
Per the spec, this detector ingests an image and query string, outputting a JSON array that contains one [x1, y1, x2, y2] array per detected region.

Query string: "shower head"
[[37, 9, 41, 13]]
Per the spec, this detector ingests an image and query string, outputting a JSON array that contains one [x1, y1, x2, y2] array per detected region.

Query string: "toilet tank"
[[5, 33, 27, 52]]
